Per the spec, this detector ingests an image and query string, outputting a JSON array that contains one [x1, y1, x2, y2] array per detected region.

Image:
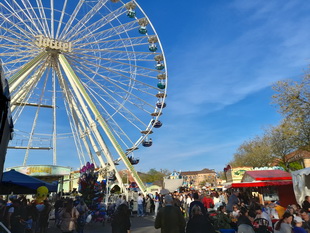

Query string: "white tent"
[[291, 167, 310, 205]]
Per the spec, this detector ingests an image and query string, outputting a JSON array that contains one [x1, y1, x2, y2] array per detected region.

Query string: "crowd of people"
[[2, 190, 310, 233], [148, 190, 310, 233]]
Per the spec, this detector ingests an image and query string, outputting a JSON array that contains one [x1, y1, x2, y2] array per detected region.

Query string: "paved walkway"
[[47, 215, 161, 233]]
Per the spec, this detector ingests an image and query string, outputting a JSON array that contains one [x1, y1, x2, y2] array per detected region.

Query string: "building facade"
[[181, 168, 217, 189]]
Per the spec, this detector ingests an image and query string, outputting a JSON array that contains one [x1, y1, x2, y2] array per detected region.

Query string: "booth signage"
[[9, 165, 71, 176]]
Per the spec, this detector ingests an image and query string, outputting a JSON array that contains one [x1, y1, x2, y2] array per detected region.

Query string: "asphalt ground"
[[47, 214, 161, 233]]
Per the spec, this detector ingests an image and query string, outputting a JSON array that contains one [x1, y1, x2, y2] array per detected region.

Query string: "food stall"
[[225, 169, 296, 207]]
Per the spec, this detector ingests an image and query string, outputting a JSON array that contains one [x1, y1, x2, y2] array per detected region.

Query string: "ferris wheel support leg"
[[58, 54, 147, 195], [10, 62, 48, 112], [54, 62, 105, 168], [8, 52, 48, 92], [58, 54, 129, 195]]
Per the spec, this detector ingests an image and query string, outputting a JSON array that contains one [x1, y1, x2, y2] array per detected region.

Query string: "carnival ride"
[[0, 0, 167, 194]]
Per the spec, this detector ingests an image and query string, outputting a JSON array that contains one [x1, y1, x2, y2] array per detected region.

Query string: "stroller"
[[253, 218, 273, 233]]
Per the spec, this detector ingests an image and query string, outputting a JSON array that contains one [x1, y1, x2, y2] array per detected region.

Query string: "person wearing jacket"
[[155, 195, 186, 233], [186, 205, 216, 233], [237, 207, 255, 233], [111, 204, 131, 233]]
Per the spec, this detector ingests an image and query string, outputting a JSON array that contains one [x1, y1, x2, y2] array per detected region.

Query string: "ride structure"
[[0, 0, 168, 195]]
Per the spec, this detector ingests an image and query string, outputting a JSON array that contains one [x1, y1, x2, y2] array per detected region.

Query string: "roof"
[[286, 150, 310, 162], [1, 169, 58, 193], [243, 170, 292, 181], [181, 168, 216, 176]]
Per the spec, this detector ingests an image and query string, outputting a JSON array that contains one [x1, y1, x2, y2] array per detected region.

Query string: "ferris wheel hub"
[[34, 35, 72, 53]]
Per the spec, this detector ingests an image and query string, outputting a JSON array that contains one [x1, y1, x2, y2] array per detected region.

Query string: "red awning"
[[229, 180, 292, 188]]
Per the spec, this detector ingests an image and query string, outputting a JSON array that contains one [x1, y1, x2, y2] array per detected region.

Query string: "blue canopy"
[[1, 169, 58, 193]]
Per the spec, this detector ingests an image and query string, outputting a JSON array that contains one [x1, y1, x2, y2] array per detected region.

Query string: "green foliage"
[[230, 135, 274, 168], [272, 74, 310, 151], [217, 171, 226, 180], [230, 73, 310, 168], [139, 168, 170, 184], [288, 161, 304, 171]]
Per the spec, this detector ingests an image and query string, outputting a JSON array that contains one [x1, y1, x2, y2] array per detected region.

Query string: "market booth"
[[0, 169, 58, 194], [291, 167, 310, 205], [225, 169, 297, 207]]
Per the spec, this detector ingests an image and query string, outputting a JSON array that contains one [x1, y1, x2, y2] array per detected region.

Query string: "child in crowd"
[[22, 215, 33, 233], [293, 216, 307, 233]]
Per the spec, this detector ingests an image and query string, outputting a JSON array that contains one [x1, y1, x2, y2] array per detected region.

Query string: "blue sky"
[[4, 0, 310, 174], [133, 0, 310, 173]]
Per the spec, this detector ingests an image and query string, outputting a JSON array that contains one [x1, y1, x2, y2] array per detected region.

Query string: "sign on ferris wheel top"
[[34, 35, 72, 53]]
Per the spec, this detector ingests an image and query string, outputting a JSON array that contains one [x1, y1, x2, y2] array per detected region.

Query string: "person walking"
[[59, 199, 79, 233], [111, 204, 131, 233], [155, 195, 186, 233], [186, 205, 216, 233], [189, 193, 207, 219], [137, 193, 144, 217], [154, 192, 160, 218], [38, 200, 52, 233], [76, 199, 89, 233], [145, 195, 151, 215]]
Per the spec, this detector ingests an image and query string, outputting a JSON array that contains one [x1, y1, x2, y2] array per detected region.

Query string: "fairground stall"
[[225, 169, 296, 207], [8, 165, 71, 193]]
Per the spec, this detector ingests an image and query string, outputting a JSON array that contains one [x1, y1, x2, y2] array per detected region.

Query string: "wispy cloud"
[[165, 0, 310, 116]]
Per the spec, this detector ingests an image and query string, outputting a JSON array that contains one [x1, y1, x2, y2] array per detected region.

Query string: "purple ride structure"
[[0, 0, 168, 195]]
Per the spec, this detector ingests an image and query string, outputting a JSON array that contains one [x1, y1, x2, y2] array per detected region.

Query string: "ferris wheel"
[[0, 0, 167, 193]]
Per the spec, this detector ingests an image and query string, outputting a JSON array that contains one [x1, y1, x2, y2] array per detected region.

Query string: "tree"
[[139, 168, 171, 183], [265, 123, 296, 171], [230, 135, 274, 167], [272, 74, 310, 151]]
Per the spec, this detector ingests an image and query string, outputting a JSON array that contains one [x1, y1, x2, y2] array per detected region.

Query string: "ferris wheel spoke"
[[72, 51, 156, 79], [20, 0, 48, 36], [9, 51, 48, 91], [75, 48, 159, 60], [11, 59, 50, 113], [71, 51, 160, 76], [35, 0, 50, 37], [0, 8, 35, 39], [0, 49, 39, 57], [0, 43, 33, 49], [50, 0, 54, 37], [55, 0, 68, 39], [68, 54, 158, 100], [83, 78, 155, 116], [86, 84, 147, 130], [0, 36, 33, 48], [1, 1, 40, 36], [23, 66, 51, 166], [69, 58, 156, 114], [58, 0, 85, 39], [63, 0, 108, 41], [64, 4, 127, 41], [79, 69, 154, 121], [72, 20, 139, 44], [69, 58, 158, 98], [5, 0, 44, 35], [0, 26, 34, 43], [74, 35, 148, 49]]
